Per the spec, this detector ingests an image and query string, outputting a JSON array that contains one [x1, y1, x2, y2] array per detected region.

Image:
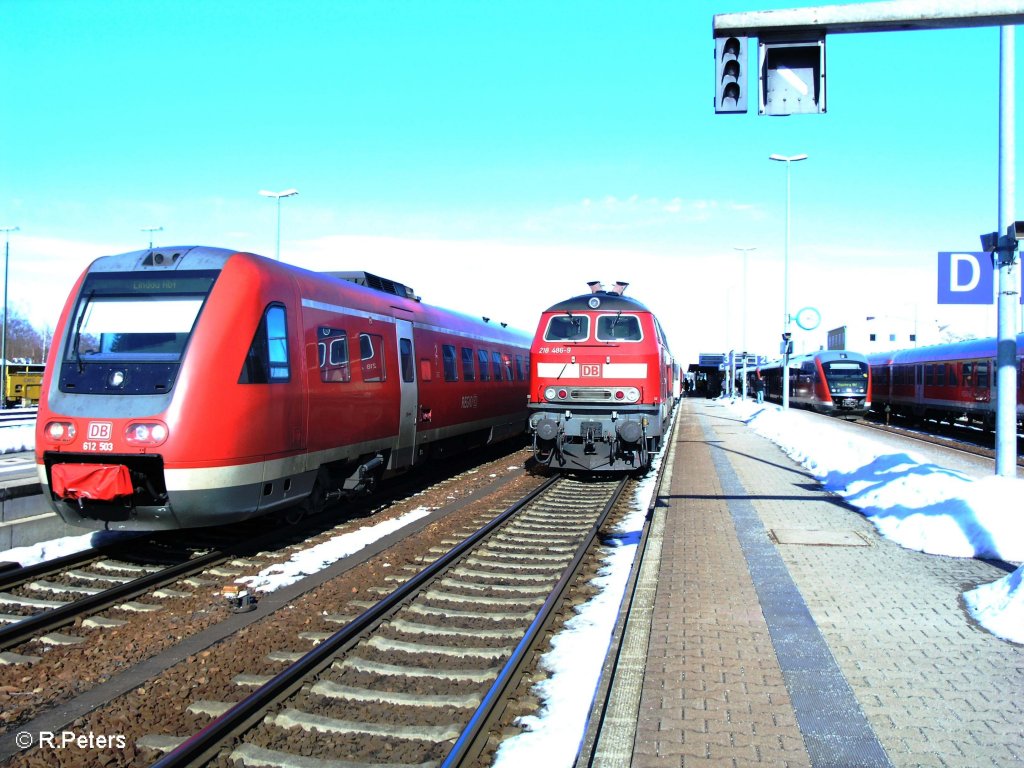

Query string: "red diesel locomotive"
[[36, 246, 531, 530], [527, 282, 675, 472]]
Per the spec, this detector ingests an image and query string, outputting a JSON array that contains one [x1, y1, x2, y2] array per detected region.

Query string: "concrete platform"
[[595, 397, 1024, 768]]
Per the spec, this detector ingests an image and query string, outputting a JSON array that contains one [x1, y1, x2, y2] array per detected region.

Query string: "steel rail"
[[149, 473, 562, 768], [0, 548, 230, 651], [442, 475, 630, 767]]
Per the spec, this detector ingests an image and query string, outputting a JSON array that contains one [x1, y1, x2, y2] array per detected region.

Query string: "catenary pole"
[[995, 25, 1017, 477]]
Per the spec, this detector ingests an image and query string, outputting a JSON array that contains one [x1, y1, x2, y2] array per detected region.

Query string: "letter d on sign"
[[937, 252, 993, 304]]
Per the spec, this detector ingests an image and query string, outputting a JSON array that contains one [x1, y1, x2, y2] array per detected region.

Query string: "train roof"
[[543, 292, 652, 313], [867, 334, 1024, 365]]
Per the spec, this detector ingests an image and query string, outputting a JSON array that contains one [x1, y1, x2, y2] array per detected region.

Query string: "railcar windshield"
[[59, 270, 219, 395], [68, 298, 204, 362], [823, 360, 869, 384], [544, 314, 589, 342], [65, 272, 217, 363]]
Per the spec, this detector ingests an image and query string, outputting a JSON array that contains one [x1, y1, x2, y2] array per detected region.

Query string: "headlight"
[[125, 422, 168, 446], [45, 421, 77, 443], [617, 387, 640, 403]]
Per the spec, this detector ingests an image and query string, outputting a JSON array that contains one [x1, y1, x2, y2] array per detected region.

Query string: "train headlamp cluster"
[[43, 420, 169, 446], [125, 422, 169, 446], [46, 421, 77, 443], [543, 386, 640, 403]]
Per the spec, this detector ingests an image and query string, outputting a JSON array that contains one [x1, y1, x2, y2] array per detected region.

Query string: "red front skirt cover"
[[51, 464, 133, 501]]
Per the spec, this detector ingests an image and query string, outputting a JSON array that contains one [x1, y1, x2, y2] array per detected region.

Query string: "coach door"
[[393, 319, 418, 469]]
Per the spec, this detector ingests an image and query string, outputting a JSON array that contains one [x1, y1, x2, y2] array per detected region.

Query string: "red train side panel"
[[36, 246, 531, 530]]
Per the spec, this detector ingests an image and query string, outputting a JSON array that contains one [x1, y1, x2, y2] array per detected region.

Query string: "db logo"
[[581, 364, 601, 377], [87, 422, 113, 440]]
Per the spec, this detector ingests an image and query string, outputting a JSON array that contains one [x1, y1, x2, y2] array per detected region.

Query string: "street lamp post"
[[0, 226, 18, 410], [259, 188, 299, 260], [141, 226, 163, 250], [769, 153, 808, 409], [733, 246, 757, 400]]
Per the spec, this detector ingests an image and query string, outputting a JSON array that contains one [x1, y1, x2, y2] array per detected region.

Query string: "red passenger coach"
[[527, 282, 675, 472], [36, 246, 531, 530], [867, 334, 1024, 428]]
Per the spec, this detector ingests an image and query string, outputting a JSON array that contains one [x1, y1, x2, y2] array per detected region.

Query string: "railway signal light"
[[714, 35, 748, 113], [780, 332, 793, 355]]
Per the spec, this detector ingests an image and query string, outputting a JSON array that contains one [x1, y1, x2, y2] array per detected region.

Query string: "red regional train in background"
[[36, 246, 531, 530], [867, 334, 1024, 429], [758, 350, 872, 416], [527, 281, 675, 472]]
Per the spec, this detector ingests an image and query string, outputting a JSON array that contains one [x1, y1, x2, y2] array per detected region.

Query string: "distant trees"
[[2, 308, 51, 364]]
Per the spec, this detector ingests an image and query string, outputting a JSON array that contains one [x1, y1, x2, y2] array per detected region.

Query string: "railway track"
[[0, 540, 238, 655], [857, 413, 1024, 466], [143, 473, 631, 768]]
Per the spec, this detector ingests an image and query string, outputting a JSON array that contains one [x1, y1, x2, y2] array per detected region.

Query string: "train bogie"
[[527, 283, 674, 473], [36, 246, 531, 530]]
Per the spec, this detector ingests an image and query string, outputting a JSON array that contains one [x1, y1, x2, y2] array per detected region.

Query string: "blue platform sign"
[[937, 252, 993, 304]]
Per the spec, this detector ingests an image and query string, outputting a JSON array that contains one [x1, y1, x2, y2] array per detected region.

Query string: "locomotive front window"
[[596, 314, 642, 342], [544, 315, 589, 342]]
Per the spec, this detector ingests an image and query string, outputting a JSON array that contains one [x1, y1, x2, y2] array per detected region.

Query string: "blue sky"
[[2, 0, 1021, 365]]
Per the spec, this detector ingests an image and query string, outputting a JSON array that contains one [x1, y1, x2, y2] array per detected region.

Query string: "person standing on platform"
[[753, 370, 765, 404]]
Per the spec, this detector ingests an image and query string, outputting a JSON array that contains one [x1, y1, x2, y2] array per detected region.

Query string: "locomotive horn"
[[588, 281, 603, 293], [611, 281, 629, 295]]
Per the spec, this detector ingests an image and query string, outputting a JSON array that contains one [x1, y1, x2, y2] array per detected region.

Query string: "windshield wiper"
[[72, 291, 93, 373]]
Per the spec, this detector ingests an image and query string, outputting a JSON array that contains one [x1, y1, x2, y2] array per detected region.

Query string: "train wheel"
[[281, 505, 306, 526], [302, 467, 333, 517]]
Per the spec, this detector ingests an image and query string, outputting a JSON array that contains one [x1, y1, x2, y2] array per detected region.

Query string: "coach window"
[[318, 327, 351, 383], [442, 344, 458, 382], [544, 315, 589, 342], [491, 351, 503, 381], [502, 353, 513, 380], [360, 333, 386, 383], [977, 362, 990, 388], [478, 349, 491, 381], [936, 364, 946, 386], [461, 347, 476, 381], [515, 354, 525, 381], [924, 365, 934, 386], [947, 364, 957, 386], [399, 339, 415, 383], [239, 304, 290, 384], [596, 314, 642, 342]]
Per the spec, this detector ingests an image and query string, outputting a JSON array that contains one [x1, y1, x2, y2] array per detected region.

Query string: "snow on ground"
[[237, 506, 435, 593], [720, 398, 1024, 646]]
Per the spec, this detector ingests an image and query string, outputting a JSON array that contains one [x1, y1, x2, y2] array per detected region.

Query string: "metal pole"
[[783, 160, 792, 409], [0, 227, 17, 410], [734, 246, 757, 400], [274, 196, 282, 261], [1, 234, 9, 410], [770, 153, 806, 408], [995, 25, 1017, 477]]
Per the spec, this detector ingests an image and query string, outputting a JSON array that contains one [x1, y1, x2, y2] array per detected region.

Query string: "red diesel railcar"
[[527, 282, 675, 472], [36, 246, 530, 530]]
